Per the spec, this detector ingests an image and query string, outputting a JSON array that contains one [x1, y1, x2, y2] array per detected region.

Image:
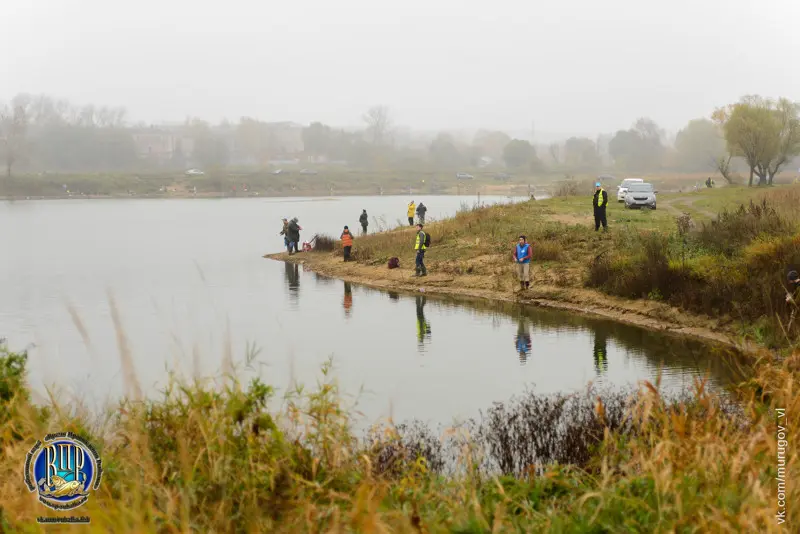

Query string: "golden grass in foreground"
[[1, 344, 798, 532]]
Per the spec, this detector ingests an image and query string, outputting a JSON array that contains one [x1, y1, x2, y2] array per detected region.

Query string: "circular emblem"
[[24, 432, 103, 511]]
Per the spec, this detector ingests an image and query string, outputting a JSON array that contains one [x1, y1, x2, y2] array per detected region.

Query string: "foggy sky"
[[3, 0, 798, 138]]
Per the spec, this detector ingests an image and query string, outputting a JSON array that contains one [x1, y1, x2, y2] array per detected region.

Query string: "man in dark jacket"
[[592, 182, 608, 232], [287, 217, 301, 254], [787, 270, 800, 304], [416, 202, 427, 224], [359, 210, 369, 235]]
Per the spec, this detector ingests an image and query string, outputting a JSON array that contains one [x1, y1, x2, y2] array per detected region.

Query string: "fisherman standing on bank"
[[593, 182, 608, 232], [407, 201, 416, 226], [414, 223, 428, 277], [416, 202, 427, 225], [359, 209, 369, 235], [341, 225, 354, 262], [513, 235, 532, 291]]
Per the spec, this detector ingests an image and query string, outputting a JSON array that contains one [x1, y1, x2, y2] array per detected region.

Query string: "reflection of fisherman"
[[514, 317, 532, 365], [593, 331, 608, 375], [415, 295, 432, 347], [284, 262, 300, 292], [343, 282, 353, 317], [388, 291, 400, 301]]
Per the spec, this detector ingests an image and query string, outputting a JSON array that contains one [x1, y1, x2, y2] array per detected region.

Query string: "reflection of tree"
[[514, 316, 532, 365], [415, 296, 431, 348], [343, 282, 353, 317], [593, 330, 608, 376]]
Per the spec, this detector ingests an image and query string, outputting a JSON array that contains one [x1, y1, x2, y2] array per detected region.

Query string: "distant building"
[[132, 128, 176, 163], [265, 122, 304, 156]]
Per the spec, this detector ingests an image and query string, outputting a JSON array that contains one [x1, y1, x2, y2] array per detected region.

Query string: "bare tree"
[[362, 105, 392, 145], [713, 154, 736, 184], [0, 101, 29, 177], [548, 143, 561, 164]]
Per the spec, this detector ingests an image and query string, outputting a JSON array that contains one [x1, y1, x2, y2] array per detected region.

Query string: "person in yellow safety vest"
[[407, 201, 416, 226], [593, 331, 608, 375], [592, 182, 608, 232], [415, 295, 431, 347], [414, 223, 427, 277]]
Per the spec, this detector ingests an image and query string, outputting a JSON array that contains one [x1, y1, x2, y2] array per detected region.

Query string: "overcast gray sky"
[[2, 0, 798, 137]]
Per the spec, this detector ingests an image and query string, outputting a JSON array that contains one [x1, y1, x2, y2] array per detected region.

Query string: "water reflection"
[[593, 331, 609, 376], [388, 291, 400, 302], [415, 296, 432, 350], [514, 316, 532, 365], [284, 262, 300, 300], [343, 282, 353, 317]]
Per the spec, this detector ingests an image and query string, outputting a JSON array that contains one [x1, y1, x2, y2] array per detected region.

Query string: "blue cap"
[[595, 182, 601, 186]]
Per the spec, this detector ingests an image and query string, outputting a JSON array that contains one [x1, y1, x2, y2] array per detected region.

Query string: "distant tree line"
[[1, 94, 798, 185]]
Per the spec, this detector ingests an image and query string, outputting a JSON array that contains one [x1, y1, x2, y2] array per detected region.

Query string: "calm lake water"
[[1, 196, 738, 426]]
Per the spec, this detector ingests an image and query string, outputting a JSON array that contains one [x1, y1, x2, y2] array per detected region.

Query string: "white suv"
[[617, 178, 644, 202]]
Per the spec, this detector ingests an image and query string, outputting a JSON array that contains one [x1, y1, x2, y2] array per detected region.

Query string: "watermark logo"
[[776, 408, 787, 526], [24, 432, 103, 511]]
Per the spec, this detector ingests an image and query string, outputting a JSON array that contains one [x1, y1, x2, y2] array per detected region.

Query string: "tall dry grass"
[[1, 337, 798, 532]]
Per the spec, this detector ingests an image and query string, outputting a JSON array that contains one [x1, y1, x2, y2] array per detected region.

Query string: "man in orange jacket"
[[341, 226, 354, 261]]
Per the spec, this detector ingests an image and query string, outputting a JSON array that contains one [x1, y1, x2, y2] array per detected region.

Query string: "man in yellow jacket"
[[407, 201, 416, 226]]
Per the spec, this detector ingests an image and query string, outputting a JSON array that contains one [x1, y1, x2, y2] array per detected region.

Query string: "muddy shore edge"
[[265, 251, 761, 356]]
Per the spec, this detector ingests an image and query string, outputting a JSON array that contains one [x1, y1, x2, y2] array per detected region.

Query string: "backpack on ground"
[[388, 257, 400, 269], [424, 233, 431, 247]]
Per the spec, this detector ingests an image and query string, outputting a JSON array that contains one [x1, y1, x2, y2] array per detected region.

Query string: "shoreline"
[[265, 251, 761, 356], [0, 191, 530, 202]]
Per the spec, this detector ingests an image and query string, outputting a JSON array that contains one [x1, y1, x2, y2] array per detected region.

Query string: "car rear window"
[[629, 184, 653, 192]]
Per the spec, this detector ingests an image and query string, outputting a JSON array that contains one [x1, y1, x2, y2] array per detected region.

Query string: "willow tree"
[[713, 95, 800, 186]]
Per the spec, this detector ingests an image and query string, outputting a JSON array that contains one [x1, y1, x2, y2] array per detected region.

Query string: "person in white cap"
[[592, 182, 608, 231]]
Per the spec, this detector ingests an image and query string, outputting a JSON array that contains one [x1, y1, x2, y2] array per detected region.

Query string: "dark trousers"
[[594, 208, 607, 231], [343, 246, 351, 261], [408, 217, 414, 226], [415, 250, 426, 273], [418, 214, 425, 224], [361, 224, 368, 235]]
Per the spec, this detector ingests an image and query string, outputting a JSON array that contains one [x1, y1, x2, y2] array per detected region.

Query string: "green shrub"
[[696, 198, 790, 256]]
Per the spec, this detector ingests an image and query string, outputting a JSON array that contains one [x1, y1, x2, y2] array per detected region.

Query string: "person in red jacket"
[[513, 235, 532, 291]]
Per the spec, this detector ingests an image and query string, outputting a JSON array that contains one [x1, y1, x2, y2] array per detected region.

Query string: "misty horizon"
[[3, 0, 798, 139]]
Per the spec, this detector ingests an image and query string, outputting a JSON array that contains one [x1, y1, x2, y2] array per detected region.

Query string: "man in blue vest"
[[593, 182, 608, 231], [513, 235, 532, 290]]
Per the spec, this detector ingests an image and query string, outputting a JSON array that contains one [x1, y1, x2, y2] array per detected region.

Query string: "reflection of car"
[[185, 169, 204, 176], [299, 169, 318, 175], [624, 182, 657, 209], [271, 169, 284, 175], [617, 178, 643, 202], [456, 172, 474, 180]]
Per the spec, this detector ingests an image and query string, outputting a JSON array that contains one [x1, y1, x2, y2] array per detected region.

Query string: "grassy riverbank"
[[0, 170, 755, 200], [272, 184, 800, 349], [1, 336, 797, 532]]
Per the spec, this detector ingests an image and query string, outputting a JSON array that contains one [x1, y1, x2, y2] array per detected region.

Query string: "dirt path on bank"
[[662, 195, 717, 220], [266, 251, 760, 356]]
